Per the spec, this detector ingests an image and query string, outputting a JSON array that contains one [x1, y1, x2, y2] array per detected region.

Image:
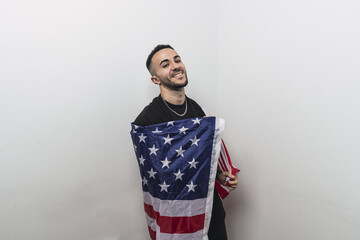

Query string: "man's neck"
[[160, 87, 186, 105]]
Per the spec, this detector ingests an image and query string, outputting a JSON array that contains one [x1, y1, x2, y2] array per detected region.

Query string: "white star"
[[159, 181, 170, 192], [188, 158, 199, 169], [152, 127, 162, 133], [163, 134, 174, 145], [192, 118, 201, 124], [167, 121, 174, 126], [190, 135, 200, 146], [148, 144, 159, 156], [138, 133, 147, 143], [138, 155, 146, 165], [186, 181, 197, 192], [148, 168, 157, 179], [161, 157, 171, 168], [132, 129, 137, 133], [142, 176, 148, 185], [174, 169, 185, 181], [175, 146, 186, 157], [178, 126, 188, 135], [133, 145, 137, 152], [134, 125, 139, 129]]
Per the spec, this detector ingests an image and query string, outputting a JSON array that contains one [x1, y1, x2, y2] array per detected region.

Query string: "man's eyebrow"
[[159, 55, 181, 66], [159, 59, 169, 66]]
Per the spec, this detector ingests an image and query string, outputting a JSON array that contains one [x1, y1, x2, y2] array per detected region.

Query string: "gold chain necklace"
[[161, 96, 188, 117]]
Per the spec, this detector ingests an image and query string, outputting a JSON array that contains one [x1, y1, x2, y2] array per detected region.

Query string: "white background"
[[1, 0, 359, 239]]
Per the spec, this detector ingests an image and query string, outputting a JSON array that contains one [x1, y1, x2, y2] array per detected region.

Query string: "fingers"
[[223, 171, 235, 179], [218, 171, 238, 190], [225, 173, 238, 190]]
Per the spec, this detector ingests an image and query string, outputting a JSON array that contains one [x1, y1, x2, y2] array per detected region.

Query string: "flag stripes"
[[216, 139, 240, 199]]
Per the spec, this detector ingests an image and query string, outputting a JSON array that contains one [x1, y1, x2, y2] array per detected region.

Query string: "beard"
[[158, 72, 189, 90]]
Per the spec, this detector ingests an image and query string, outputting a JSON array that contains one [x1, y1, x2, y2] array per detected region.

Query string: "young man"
[[134, 44, 238, 239]]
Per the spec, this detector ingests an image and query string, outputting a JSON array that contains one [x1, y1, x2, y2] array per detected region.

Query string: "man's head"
[[146, 44, 188, 90]]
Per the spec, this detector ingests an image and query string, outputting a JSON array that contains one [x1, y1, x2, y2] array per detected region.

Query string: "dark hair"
[[146, 44, 174, 71]]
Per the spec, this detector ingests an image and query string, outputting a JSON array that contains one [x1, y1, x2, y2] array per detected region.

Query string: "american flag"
[[130, 117, 224, 240]]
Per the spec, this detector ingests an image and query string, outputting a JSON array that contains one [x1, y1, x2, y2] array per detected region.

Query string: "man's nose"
[[171, 62, 181, 70]]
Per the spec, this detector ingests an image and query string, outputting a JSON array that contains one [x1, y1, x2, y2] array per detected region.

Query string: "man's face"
[[150, 48, 188, 90]]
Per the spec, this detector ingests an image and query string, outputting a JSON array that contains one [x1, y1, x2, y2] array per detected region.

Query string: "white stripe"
[[145, 212, 157, 232], [157, 230, 208, 240], [202, 117, 225, 236], [220, 143, 232, 172], [143, 192, 208, 217]]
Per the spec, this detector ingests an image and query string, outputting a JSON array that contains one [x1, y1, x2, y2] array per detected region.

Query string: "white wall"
[[2, 0, 360, 239], [217, 0, 360, 239], [0, 1, 218, 239]]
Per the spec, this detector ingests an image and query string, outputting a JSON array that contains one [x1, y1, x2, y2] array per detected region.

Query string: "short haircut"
[[146, 44, 174, 71]]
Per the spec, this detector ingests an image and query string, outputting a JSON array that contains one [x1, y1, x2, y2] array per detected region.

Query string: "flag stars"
[[161, 157, 171, 168], [178, 126, 188, 135], [138, 133, 147, 143], [163, 134, 174, 145], [159, 181, 170, 192], [167, 121, 174, 126], [190, 135, 200, 146], [142, 176, 148, 186], [186, 181, 197, 192], [175, 146, 186, 157], [149, 144, 159, 156], [192, 118, 201, 124], [138, 155, 146, 165], [188, 158, 199, 169], [174, 169, 185, 181], [152, 127, 162, 133], [147, 168, 157, 179]]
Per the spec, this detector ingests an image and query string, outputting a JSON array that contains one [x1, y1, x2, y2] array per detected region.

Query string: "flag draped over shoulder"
[[130, 117, 224, 240]]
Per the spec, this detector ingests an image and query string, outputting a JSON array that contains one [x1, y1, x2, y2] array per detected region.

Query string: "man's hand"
[[217, 170, 238, 190]]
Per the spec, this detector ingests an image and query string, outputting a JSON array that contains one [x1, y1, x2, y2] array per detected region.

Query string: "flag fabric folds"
[[216, 139, 240, 199], [130, 117, 224, 240]]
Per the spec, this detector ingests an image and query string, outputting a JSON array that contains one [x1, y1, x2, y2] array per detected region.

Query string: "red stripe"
[[215, 180, 230, 198], [219, 141, 230, 171], [218, 153, 227, 171], [148, 226, 156, 240], [144, 203, 205, 234], [220, 140, 240, 175]]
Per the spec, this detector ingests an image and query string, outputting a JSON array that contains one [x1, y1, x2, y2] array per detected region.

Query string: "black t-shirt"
[[134, 95, 227, 238], [134, 95, 206, 126]]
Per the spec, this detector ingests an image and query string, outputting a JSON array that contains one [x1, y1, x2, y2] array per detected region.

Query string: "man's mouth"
[[172, 71, 184, 78]]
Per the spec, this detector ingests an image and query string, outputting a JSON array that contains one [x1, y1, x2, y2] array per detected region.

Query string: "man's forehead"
[[152, 48, 179, 63]]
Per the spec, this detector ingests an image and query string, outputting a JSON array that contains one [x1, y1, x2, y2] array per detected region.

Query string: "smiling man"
[[133, 44, 238, 239]]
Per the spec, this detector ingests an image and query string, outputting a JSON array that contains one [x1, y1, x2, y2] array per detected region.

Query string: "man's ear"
[[151, 75, 160, 85]]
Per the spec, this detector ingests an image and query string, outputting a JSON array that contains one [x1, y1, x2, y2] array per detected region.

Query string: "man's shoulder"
[[133, 96, 162, 126], [186, 96, 202, 108]]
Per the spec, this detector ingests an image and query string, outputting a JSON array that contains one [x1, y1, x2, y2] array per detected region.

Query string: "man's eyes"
[[162, 59, 181, 68]]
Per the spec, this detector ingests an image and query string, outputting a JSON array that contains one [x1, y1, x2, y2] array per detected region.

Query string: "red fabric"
[[144, 203, 205, 234], [215, 139, 240, 199]]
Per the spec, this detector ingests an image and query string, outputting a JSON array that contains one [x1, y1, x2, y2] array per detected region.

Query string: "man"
[[134, 44, 238, 239]]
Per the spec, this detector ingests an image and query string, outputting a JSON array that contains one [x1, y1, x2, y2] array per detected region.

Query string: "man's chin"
[[172, 80, 188, 89]]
